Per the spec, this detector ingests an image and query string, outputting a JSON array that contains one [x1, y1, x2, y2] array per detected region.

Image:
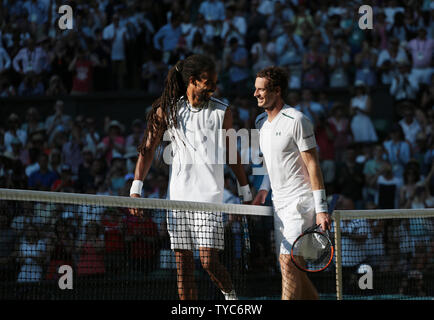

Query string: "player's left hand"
[[316, 212, 331, 231]]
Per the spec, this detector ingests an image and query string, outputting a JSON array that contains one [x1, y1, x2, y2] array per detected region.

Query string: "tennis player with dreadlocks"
[[252, 66, 331, 300], [129, 54, 252, 300]]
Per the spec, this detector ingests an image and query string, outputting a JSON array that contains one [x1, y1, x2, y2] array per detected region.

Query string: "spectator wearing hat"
[[101, 120, 125, 165], [4, 113, 27, 153], [28, 153, 59, 191], [350, 81, 378, 144]]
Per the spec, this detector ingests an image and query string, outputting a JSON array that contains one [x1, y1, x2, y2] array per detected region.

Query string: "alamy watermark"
[[357, 264, 373, 290], [58, 264, 73, 290], [358, 5, 373, 30], [160, 128, 267, 174], [58, 5, 73, 30]]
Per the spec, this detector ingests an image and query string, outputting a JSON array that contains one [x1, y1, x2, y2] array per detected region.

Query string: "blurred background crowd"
[[0, 0, 433, 296]]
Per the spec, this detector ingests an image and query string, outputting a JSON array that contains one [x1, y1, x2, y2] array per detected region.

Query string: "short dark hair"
[[256, 66, 288, 101]]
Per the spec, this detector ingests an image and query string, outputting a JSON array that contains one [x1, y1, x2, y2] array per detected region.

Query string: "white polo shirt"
[[256, 105, 317, 202]]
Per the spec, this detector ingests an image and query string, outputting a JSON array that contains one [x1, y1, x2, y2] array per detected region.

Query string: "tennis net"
[[333, 208, 434, 300], [1, 188, 289, 300], [2, 188, 432, 300]]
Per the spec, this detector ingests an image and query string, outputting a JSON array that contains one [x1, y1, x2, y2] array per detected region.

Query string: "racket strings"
[[292, 232, 333, 271]]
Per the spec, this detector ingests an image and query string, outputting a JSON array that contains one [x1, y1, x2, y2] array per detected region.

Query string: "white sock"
[[222, 289, 238, 300]]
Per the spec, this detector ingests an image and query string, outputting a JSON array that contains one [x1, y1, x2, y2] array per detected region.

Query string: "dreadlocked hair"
[[138, 54, 216, 157]]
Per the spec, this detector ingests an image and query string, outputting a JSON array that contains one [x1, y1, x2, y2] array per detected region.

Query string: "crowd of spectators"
[[0, 0, 434, 296], [0, 0, 432, 96]]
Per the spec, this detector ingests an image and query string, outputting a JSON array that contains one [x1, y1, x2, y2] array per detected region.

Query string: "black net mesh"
[[0, 197, 293, 300], [334, 217, 434, 299], [4, 192, 432, 300]]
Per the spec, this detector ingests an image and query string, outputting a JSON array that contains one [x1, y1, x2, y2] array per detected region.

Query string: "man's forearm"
[[226, 146, 249, 186], [134, 152, 154, 181], [307, 160, 325, 191]]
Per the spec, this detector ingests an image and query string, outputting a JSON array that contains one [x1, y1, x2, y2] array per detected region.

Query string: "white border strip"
[[0, 188, 273, 216], [333, 209, 434, 220]]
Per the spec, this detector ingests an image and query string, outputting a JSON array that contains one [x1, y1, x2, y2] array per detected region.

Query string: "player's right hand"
[[252, 190, 268, 205], [129, 193, 142, 216]]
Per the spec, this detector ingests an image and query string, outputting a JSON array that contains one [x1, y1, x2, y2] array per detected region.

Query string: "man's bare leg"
[[175, 249, 197, 300], [199, 247, 233, 293], [279, 254, 319, 300]]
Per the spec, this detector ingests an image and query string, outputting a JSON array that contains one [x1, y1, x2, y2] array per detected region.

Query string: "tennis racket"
[[290, 194, 339, 273]]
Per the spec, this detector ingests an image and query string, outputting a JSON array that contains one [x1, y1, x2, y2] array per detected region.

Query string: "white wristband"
[[130, 180, 143, 196], [313, 189, 328, 214], [239, 184, 252, 202]]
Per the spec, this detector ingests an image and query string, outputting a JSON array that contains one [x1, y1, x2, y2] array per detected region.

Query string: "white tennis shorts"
[[273, 194, 316, 255], [166, 210, 224, 250]]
